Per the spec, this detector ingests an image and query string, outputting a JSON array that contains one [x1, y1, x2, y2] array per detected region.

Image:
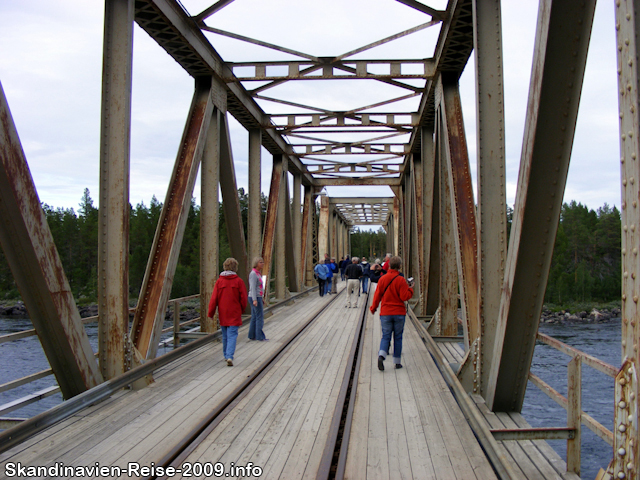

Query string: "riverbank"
[[0, 301, 201, 322], [541, 305, 621, 324]]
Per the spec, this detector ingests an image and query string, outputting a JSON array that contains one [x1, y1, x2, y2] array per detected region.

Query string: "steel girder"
[[486, 0, 597, 412], [219, 112, 249, 286], [614, 0, 640, 475], [98, 0, 134, 379], [131, 78, 215, 361], [0, 84, 103, 398], [200, 109, 221, 333], [470, 0, 508, 400], [261, 155, 282, 302]]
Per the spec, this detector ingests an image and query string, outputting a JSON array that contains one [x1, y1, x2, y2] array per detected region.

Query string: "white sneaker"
[[226, 358, 233, 366]]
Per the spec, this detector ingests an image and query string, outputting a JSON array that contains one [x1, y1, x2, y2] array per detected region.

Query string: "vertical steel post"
[[472, 0, 508, 399], [615, 1, 640, 474], [318, 195, 330, 262], [200, 108, 221, 333], [292, 173, 302, 281], [420, 126, 436, 316], [301, 185, 312, 286], [98, 0, 134, 379], [438, 106, 459, 337], [275, 160, 288, 299], [248, 128, 262, 267]]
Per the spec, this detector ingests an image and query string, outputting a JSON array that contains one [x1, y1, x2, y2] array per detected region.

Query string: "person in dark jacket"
[[344, 257, 363, 308], [208, 258, 248, 366]]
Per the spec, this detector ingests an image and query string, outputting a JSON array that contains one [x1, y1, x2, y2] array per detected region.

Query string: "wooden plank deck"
[[0, 280, 580, 480], [0, 289, 336, 477], [344, 285, 498, 480]]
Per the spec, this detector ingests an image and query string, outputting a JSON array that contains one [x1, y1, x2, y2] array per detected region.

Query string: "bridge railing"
[[0, 294, 202, 424], [528, 332, 616, 472]]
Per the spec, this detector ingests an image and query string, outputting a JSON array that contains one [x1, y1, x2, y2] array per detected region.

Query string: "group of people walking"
[[206, 256, 268, 367], [208, 252, 413, 372], [315, 252, 414, 370]]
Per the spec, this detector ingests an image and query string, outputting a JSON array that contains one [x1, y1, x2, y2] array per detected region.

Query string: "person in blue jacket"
[[314, 262, 329, 297]]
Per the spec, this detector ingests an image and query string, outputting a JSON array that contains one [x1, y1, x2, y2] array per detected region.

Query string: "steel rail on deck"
[[150, 290, 345, 480], [0, 288, 318, 453]]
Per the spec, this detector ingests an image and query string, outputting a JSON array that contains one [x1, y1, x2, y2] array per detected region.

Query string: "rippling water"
[[522, 320, 621, 480], [0, 316, 621, 479]]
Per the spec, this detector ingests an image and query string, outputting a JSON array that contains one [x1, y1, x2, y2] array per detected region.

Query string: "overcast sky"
[[0, 1, 621, 218]]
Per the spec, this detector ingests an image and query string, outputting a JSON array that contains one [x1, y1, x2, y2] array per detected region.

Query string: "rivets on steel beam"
[[635, 296, 639, 303], [627, 14, 632, 21], [630, 131, 634, 138], [623, 134, 627, 140], [632, 152, 637, 160], [623, 248, 627, 255], [620, 447, 627, 456], [619, 401, 627, 409], [623, 179, 628, 186]]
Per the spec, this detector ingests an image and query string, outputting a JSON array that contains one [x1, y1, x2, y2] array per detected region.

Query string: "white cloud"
[[0, 0, 623, 216]]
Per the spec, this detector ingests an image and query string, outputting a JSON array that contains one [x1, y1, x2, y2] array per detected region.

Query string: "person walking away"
[[344, 257, 363, 308], [208, 257, 248, 366], [248, 256, 268, 341], [330, 258, 339, 293], [369, 262, 383, 284], [360, 257, 370, 293], [369, 256, 414, 370], [314, 262, 328, 296], [324, 256, 334, 295], [339, 256, 346, 281]]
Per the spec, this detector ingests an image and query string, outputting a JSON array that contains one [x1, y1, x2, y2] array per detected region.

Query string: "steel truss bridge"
[[0, 0, 638, 478]]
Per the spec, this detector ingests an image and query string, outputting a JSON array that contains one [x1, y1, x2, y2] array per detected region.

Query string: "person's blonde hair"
[[252, 256, 264, 268], [223, 257, 238, 272]]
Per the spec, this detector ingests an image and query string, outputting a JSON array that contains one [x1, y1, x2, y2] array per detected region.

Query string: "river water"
[[0, 316, 620, 480]]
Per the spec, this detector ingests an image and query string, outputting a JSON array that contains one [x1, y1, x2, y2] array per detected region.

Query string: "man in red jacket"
[[208, 258, 248, 366], [369, 256, 414, 371]]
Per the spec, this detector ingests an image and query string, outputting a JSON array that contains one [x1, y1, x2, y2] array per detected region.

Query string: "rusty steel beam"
[[131, 78, 215, 360], [275, 160, 288, 299], [471, 0, 508, 400], [292, 173, 302, 273], [436, 107, 458, 337], [283, 171, 299, 293], [313, 178, 402, 187], [0, 83, 102, 398], [486, 0, 597, 412], [200, 108, 222, 333], [440, 80, 481, 353], [394, 0, 445, 20], [219, 112, 249, 285], [300, 186, 312, 286], [425, 126, 440, 317], [318, 195, 330, 263], [247, 128, 262, 267], [98, 0, 134, 380], [261, 155, 282, 301]]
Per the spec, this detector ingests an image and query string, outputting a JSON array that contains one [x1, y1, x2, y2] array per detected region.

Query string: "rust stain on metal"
[[132, 88, 209, 357], [261, 158, 282, 292]]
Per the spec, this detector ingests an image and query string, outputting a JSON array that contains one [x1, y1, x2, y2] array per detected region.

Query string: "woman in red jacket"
[[208, 258, 248, 366], [369, 256, 414, 371]]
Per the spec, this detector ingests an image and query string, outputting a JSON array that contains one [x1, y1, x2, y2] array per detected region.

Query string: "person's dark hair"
[[389, 255, 402, 270]]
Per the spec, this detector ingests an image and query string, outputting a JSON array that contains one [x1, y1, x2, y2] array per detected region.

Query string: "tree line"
[[0, 191, 622, 306]]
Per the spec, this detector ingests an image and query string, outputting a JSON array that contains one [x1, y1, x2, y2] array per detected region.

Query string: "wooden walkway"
[[0, 281, 576, 479]]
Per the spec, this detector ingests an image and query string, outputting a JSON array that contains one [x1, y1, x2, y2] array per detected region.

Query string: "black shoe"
[[378, 356, 385, 371], [395, 364, 403, 369]]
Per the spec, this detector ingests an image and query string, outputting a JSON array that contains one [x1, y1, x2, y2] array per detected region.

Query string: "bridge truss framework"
[[1, 0, 639, 477]]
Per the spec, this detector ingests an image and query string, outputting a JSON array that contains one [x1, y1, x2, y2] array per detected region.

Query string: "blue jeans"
[[379, 315, 405, 363], [325, 277, 332, 294], [221, 326, 239, 360], [361, 276, 369, 293], [249, 297, 265, 340]]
